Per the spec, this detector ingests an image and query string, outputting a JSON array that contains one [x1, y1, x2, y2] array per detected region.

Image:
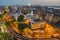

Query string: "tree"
[[18, 23, 29, 31], [23, 12, 28, 15], [5, 22, 10, 27], [17, 15, 24, 22], [0, 14, 4, 18], [4, 11, 8, 14]]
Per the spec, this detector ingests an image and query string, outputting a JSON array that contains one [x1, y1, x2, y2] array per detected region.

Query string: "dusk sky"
[[0, 0, 60, 6]]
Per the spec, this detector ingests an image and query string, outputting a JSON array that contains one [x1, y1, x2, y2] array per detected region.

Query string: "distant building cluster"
[[0, 5, 60, 26]]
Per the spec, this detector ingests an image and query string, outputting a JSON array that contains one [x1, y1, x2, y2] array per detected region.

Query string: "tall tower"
[[31, 10, 33, 15]]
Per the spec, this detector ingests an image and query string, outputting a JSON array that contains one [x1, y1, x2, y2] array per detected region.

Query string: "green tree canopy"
[[0, 14, 4, 18], [23, 12, 28, 15], [17, 15, 24, 22], [18, 23, 29, 31], [5, 22, 10, 27]]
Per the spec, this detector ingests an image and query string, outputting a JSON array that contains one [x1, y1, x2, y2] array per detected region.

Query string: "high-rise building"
[[31, 10, 33, 15]]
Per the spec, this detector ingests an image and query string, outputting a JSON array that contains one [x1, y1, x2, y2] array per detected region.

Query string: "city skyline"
[[0, 0, 60, 6]]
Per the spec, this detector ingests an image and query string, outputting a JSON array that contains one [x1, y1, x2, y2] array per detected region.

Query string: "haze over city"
[[0, 0, 60, 6]]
